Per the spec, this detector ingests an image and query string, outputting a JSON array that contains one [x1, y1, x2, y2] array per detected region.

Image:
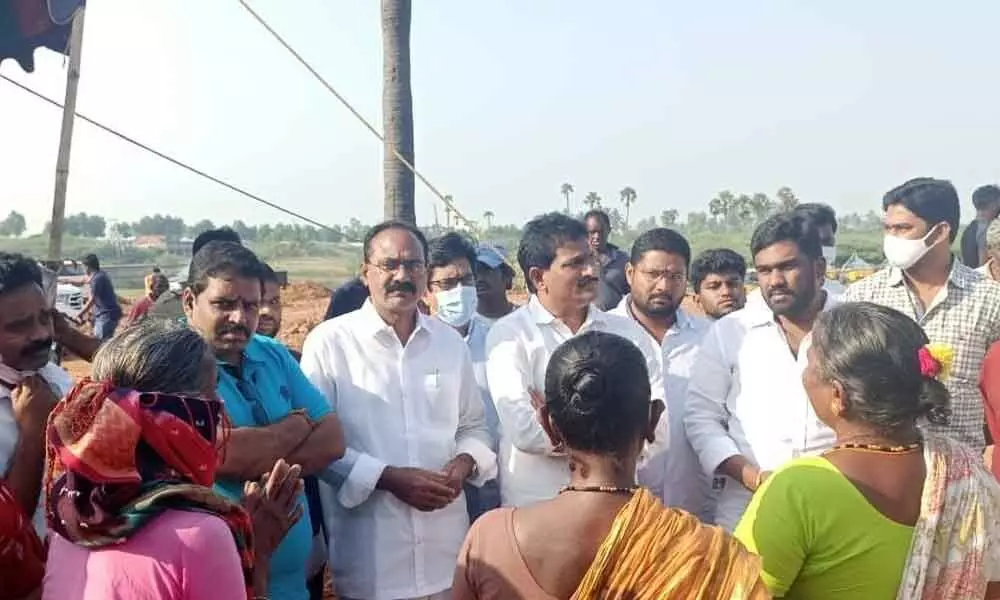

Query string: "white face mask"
[[821, 246, 837, 267], [883, 226, 939, 270], [0, 353, 36, 388], [434, 285, 478, 328]]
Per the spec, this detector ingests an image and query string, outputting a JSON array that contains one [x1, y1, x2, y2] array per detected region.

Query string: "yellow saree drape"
[[573, 489, 769, 600]]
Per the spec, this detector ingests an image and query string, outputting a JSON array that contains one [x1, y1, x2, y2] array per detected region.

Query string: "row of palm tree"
[[559, 183, 640, 228]]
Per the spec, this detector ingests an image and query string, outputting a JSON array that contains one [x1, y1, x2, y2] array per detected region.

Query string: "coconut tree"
[[583, 192, 602, 210], [483, 210, 495, 229], [619, 186, 637, 229], [382, 0, 415, 223], [560, 183, 574, 213]]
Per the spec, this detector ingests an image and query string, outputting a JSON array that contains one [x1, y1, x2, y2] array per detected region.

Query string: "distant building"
[[134, 235, 167, 250]]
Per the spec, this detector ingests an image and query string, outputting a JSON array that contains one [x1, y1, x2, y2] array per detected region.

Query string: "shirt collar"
[[527, 295, 605, 327], [745, 289, 840, 329], [356, 298, 432, 340], [216, 334, 266, 371], [886, 257, 975, 291], [616, 294, 696, 331]]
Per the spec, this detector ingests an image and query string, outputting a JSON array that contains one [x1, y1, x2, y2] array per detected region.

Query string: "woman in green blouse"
[[734, 302, 1000, 599]]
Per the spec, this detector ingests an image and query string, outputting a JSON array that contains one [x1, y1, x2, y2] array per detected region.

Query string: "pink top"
[[43, 509, 247, 600]]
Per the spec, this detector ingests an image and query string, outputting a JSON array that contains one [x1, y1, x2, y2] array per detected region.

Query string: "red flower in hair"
[[918, 346, 941, 378]]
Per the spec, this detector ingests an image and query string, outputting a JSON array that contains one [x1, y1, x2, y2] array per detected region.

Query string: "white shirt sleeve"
[[485, 322, 561, 456], [300, 331, 387, 509], [632, 327, 669, 467], [454, 346, 498, 487], [684, 321, 741, 475]]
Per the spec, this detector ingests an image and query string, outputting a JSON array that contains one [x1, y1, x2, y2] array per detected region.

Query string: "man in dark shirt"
[[584, 209, 630, 310], [80, 254, 122, 341], [322, 276, 369, 320], [961, 185, 1000, 267], [257, 263, 302, 362]]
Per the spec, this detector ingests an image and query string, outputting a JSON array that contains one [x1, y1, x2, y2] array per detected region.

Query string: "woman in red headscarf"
[[41, 320, 301, 600]]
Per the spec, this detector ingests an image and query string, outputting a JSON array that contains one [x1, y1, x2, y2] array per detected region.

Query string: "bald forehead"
[[369, 227, 425, 261]]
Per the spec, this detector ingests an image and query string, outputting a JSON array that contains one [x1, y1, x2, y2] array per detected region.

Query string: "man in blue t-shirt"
[[183, 240, 345, 600], [80, 254, 122, 340]]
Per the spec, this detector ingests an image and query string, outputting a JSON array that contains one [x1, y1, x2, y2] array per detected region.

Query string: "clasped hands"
[[380, 453, 476, 512]]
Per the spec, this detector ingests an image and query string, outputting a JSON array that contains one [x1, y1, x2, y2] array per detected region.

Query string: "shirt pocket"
[[420, 368, 460, 433]]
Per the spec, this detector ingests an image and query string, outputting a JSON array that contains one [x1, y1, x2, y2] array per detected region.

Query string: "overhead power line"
[[0, 72, 336, 232], [236, 0, 471, 225]]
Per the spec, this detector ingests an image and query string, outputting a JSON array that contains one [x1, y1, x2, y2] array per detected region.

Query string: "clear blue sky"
[[2, 0, 998, 234]]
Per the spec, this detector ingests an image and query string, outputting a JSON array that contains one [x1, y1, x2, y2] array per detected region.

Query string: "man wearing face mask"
[[0, 253, 74, 535], [486, 212, 666, 507], [424, 233, 501, 522], [844, 177, 1000, 450]]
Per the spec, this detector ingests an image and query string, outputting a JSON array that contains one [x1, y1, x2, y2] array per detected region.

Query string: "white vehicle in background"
[[55, 282, 86, 320]]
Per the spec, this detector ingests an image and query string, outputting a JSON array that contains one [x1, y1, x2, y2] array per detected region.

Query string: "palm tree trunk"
[[381, 0, 415, 224]]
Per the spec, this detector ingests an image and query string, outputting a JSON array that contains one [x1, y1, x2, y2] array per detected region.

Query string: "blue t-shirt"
[[88, 270, 121, 319], [214, 335, 332, 600]]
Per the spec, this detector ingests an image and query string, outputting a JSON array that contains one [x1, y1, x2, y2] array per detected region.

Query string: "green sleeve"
[[733, 467, 810, 597]]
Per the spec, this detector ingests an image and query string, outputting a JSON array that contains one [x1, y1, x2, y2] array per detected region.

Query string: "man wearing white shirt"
[[747, 202, 845, 307], [609, 228, 715, 521], [301, 221, 496, 600], [486, 212, 666, 507], [685, 213, 837, 531], [423, 232, 501, 522], [0, 253, 74, 534]]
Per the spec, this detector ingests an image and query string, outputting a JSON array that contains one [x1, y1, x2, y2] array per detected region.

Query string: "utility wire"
[[0, 72, 337, 232], [236, 0, 470, 225]]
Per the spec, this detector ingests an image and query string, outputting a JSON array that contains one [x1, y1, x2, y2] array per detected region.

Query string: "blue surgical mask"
[[434, 285, 478, 328]]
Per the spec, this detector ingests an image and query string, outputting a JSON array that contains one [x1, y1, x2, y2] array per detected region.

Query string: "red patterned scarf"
[[44, 379, 255, 598]]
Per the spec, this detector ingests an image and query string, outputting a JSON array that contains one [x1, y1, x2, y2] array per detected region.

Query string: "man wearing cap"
[[474, 243, 518, 325]]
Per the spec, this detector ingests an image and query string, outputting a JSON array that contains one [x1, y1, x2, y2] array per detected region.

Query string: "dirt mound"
[[283, 282, 332, 304]]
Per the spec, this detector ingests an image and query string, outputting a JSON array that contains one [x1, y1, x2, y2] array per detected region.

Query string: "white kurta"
[[300, 301, 496, 600]]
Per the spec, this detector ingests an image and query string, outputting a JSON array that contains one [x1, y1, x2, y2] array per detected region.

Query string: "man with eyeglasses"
[[300, 221, 495, 600], [183, 241, 346, 600], [608, 228, 716, 522], [485, 212, 667, 507], [423, 232, 501, 522]]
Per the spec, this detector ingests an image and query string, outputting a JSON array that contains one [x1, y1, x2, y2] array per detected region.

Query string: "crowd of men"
[[2, 176, 1000, 599]]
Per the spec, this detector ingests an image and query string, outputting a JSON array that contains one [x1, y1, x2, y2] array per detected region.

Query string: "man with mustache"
[[686, 213, 838, 530], [301, 221, 495, 600], [257, 263, 302, 361], [609, 228, 717, 521], [690, 249, 748, 320], [473, 243, 518, 325], [584, 209, 631, 310], [184, 241, 345, 600], [148, 227, 243, 323], [0, 253, 73, 533], [485, 212, 666, 507]]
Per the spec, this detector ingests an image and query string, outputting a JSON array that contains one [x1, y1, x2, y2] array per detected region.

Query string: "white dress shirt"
[[485, 296, 666, 507], [300, 301, 496, 600], [610, 296, 716, 521], [0, 362, 74, 534], [685, 295, 838, 531]]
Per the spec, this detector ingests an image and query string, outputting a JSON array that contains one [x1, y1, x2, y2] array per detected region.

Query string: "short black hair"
[[260, 262, 279, 285], [0, 252, 43, 297], [882, 178, 961, 242], [629, 228, 691, 267], [750, 213, 822, 260], [187, 241, 264, 295], [794, 203, 838, 234], [518, 213, 588, 293], [428, 232, 477, 272], [544, 331, 651, 457], [690, 249, 747, 293], [82, 253, 100, 271], [363, 220, 429, 264], [972, 185, 1000, 210], [583, 209, 611, 231], [192, 227, 242, 256]]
